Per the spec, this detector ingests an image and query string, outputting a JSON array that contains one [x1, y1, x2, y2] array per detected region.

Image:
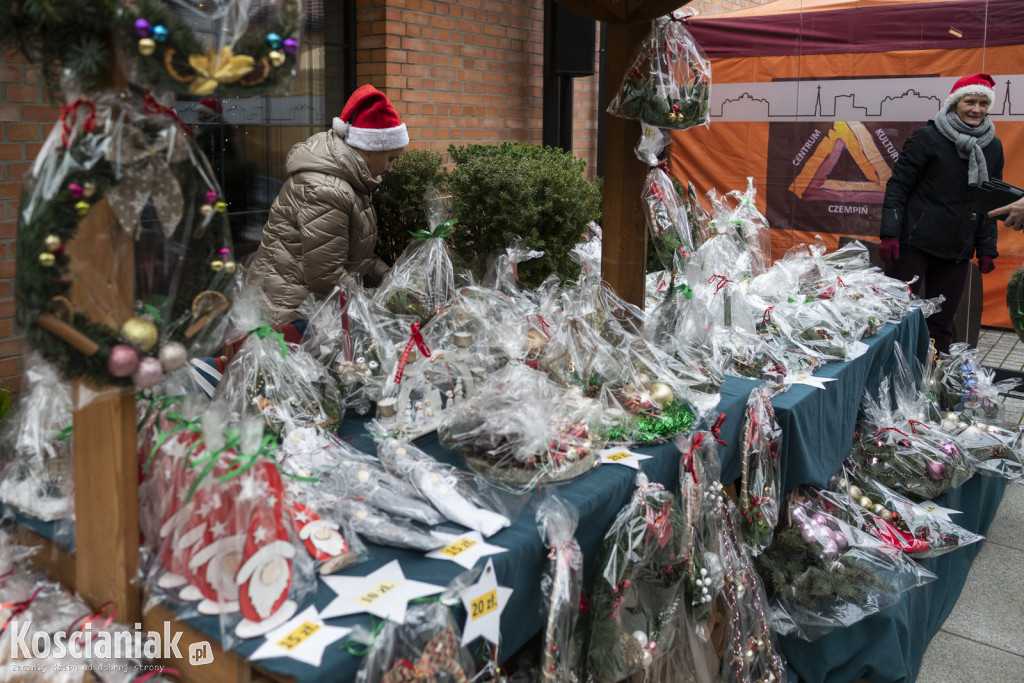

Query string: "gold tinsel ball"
[[138, 38, 157, 56], [199, 204, 214, 216], [38, 252, 56, 267], [647, 382, 674, 407], [210, 260, 224, 272], [269, 50, 286, 67], [121, 316, 159, 352], [82, 182, 96, 198], [75, 200, 91, 217], [847, 485, 862, 500], [44, 234, 62, 252], [858, 495, 873, 509], [223, 261, 237, 275]]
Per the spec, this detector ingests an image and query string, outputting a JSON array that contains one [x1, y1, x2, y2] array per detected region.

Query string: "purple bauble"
[[926, 461, 947, 481], [811, 513, 828, 526], [132, 356, 163, 388], [829, 528, 848, 549], [135, 18, 152, 38], [800, 526, 815, 544], [107, 344, 139, 377], [821, 539, 838, 557], [283, 38, 299, 54]]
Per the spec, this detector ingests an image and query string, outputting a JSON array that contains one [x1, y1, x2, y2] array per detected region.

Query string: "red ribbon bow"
[[873, 426, 908, 439], [393, 322, 431, 385], [682, 433, 702, 484], [143, 91, 194, 137], [1, 586, 45, 636], [707, 274, 733, 294], [711, 412, 728, 445], [908, 419, 930, 434], [59, 99, 97, 147]]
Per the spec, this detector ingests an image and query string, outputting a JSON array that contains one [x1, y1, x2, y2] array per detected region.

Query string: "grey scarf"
[[933, 108, 995, 187]]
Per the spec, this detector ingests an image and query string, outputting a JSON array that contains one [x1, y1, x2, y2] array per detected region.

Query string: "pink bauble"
[[926, 461, 947, 481], [132, 356, 164, 388], [811, 513, 828, 526], [800, 526, 815, 543], [829, 528, 848, 549], [158, 341, 188, 371], [107, 344, 140, 377], [821, 539, 838, 557]]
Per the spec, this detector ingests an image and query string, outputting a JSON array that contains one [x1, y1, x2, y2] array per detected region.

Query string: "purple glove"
[[878, 237, 900, 267], [979, 255, 995, 274]]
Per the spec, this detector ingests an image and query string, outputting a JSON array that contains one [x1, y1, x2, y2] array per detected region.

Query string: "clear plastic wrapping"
[[756, 486, 936, 641], [738, 387, 782, 555], [586, 473, 687, 682], [828, 462, 983, 558], [606, 11, 711, 130], [0, 356, 74, 524], [437, 363, 603, 491], [934, 342, 1016, 421], [114, 0, 302, 96], [16, 90, 236, 395], [536, 494, 584, 682], [374, 188, 459, 322]]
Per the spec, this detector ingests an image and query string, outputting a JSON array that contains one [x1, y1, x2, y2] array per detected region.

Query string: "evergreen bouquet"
[[755, 487, 935, 642], [437, 363, 603, 491], [738, 386, 782, 555], [373, 187, 459, 323], [586, 474, 688, 682], [16, 92, 236, 391], [636, 124, 693, 278], [114, 0, 302, 96], [536, 495, 585, 682], [829, 461, 983, 558], [606, 11, 711, 130], [933, 342, 1014, 421]]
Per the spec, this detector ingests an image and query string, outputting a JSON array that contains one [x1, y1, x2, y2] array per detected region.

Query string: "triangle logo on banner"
[[789, 121, 892, 203]]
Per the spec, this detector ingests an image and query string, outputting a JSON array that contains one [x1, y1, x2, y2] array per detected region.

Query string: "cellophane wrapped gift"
[[570, 221, 603, 285], [621, 336, 703, 442], [738, 387, 782, 555], [712, 178, 771, 276], [374, 188, 459, 322], [637, 124, 693, 278], [715, 327, 789, 392], [755, 487, 936, 642], [213, 287, 342, 434], [0, 356, 74, 525], [114, 0, 302, 96], [951, 419, 1024, 480], [716, 496, 789, 683], [480, 235, 544, 305], [376, 438, 513, 537], [677, 431, 727, 639], [16, 90, 236, 394], [536, 494, 584, 682], [772, 299, 852, 363], [829, 462, 983, 558], [606, 10, 711, 130], [420, 286, 517, 379], [374, 321, 478, 439], [853, 379, 975, 500], [586, 473, 687, 682], [301, 276, 396, 417], [438, 363, 603, 491], [355, 601, 476, 683], [934, 342, 1016, 421]]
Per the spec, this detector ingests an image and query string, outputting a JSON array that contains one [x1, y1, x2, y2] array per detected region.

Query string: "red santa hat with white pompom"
[[332, 84, 409, 151], [944, 73, 996, 110]]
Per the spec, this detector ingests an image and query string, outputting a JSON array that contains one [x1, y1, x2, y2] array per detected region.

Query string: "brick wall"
[[0, 48, 60, 393]]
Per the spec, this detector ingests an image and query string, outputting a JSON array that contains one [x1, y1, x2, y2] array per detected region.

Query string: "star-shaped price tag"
[[459, 558, 513, 647], [320, 559, 444, 623], [599, 447, 653, 470], [785, 373, 837, 390], [249, 606, 351, 667], [917, 501, 962, 523], [425, 530, 507, 569]]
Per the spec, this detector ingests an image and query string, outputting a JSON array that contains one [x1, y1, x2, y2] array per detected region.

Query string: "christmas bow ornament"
[[105, 124, 190, 237], [188, 46, 256, 95]]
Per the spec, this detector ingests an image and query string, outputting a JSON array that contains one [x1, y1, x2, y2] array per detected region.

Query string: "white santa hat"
[[944, 73, 996, 111], [332, 84, 409, 151]]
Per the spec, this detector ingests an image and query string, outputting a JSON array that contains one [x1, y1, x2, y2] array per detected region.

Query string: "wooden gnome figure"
[[289, 501, 358, 575], [186, 476, 248, 615]]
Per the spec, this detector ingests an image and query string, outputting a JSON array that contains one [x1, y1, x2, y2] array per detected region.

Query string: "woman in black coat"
[[878, 73, 1004, 353]]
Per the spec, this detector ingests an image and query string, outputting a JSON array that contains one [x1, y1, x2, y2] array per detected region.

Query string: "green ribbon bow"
[[253, 325, 288, 358], [410, 218, 458, 241]]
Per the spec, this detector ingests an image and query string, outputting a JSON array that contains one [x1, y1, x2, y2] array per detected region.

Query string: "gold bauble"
[[75, 200, 91, 217], [44, 234, 62, 252], [636, 372, 652, 387], [210, 260, 224, 272], [647, 382, 674, 407], [847, 485, 862, 500], [121, 316, 159, 352], [223, 261, 237, 275], [881, 509, 893, 521], [872, 503, 886, 516], [215, 200, 227, 213], [82, 182, 96, 198], [138, 38, 157, 56], [38, 252, 56, 267], [199, 204, 214, 216], [858, 495, 873, 509], [269, 50, 286, 67]]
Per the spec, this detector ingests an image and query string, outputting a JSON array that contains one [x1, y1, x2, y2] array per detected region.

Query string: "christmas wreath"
[[115, 0, 302, 96], [16, 95, 236, 388]]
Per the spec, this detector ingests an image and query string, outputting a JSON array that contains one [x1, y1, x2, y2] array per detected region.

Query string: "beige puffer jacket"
[[249, 130, 390, 324]]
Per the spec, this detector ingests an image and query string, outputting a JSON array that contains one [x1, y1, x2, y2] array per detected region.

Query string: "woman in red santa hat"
[[249, 85, 408, 324], [878, 73, 1004, 353]]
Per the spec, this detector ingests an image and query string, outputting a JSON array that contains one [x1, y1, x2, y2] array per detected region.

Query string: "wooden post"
[[600, 20, 652, 309], [67, 178, 142, 621]]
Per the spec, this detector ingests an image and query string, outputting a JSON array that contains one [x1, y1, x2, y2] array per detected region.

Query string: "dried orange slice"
[[238, 56, 271, 87], [163, 48, 196, 83]]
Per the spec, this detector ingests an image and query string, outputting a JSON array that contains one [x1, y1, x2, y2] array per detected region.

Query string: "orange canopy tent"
[[674, 0, 1024, 327]]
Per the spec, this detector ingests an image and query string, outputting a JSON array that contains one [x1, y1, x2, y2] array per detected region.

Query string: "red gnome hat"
[[944, 73, 996, 110], [332, 84, 409, 151]]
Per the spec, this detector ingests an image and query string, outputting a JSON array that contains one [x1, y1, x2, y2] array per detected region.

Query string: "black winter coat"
[[879, 120, 1003, 261]]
